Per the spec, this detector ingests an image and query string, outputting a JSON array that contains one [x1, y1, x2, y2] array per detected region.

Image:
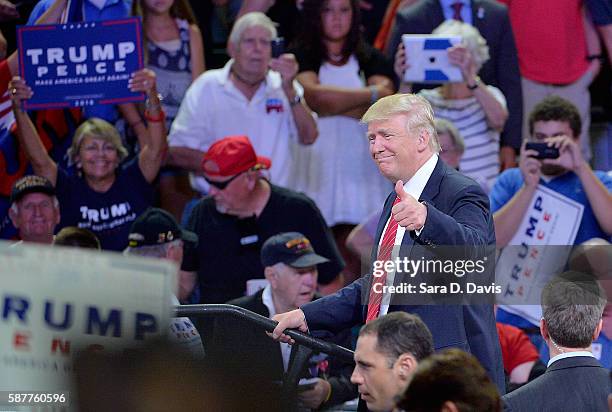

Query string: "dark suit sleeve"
[[301, 276, 367, 333], [418, 184, 494, 249], [493, 5, 523, 150], [501, 396, 514, 412]]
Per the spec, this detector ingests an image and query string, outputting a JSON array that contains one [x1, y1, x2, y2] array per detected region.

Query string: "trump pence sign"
[[17, 18, 144, 110]]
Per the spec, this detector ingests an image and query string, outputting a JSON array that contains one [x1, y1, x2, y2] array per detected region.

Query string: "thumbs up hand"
[[392, 180, 427, 232]]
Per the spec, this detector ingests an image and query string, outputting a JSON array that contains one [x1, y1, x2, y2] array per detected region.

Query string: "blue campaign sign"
[[17, 18, 144, 110]]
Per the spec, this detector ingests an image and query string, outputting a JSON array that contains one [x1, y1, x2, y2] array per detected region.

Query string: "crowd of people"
[[1, 0, 612, 410]]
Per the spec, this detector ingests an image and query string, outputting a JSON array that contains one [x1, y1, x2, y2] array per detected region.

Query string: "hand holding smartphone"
[[297, 377, 319, 392], [525, 142, 560, 160]]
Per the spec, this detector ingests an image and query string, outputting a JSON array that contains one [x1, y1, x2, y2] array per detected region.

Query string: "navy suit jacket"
[[302, 158, 505, 393], [387, 0, 523, 150], [502, 356, 611, 412]]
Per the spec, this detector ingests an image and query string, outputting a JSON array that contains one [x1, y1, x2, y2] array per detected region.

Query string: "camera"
[[525, 142, 560, 160], [271, 37, 285, 58]]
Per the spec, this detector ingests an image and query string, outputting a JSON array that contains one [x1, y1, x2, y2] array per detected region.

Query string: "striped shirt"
[[419, 86, 506, 193]]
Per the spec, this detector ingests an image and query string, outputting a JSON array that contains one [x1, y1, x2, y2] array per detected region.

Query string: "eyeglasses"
[[204, 172, 244, 190]]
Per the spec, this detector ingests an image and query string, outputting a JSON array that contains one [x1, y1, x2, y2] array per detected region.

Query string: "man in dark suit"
[[502, 271, 611, 411], [272, 93, 505, 394], [210, 232, 356, 410], [386, 0, 522, 170]]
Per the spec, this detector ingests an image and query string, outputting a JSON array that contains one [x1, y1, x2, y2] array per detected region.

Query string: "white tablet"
[[401, 34, 463, 83]]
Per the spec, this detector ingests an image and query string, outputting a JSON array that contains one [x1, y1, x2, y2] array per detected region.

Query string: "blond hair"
[[362, 94, 440, 153], [68, 118, 128, 164]]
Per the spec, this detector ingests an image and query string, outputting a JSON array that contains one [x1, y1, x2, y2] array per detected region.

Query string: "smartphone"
[[271, 37, 285, 58], [297, 377, 318, 392], [525, 142, 560, 159]]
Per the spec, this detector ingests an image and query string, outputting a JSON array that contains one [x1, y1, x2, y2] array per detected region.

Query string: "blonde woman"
[[9, 69, 166, 250]]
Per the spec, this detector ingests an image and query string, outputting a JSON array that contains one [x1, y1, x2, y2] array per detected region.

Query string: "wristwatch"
[[467, 76, 481, 90]]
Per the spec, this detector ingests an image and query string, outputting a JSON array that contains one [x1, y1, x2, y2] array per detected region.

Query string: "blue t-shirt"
[[55, 157, 153, 251], [27, 0, 131, 123], [490, 168, 612, 245]]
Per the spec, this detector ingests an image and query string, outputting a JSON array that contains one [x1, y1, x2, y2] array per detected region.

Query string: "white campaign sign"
[[495, 185, 584, 325], [0, 241, 176, 396]]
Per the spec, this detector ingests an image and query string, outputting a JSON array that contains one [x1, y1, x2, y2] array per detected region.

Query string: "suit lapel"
[[419, 157, 444, 205]]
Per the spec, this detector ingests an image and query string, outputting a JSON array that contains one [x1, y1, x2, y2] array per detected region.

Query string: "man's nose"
[[32, 204, 43, 216], [208, 185, 220, 196], [350, 366, 362, 384], [370, 135, 384, 153]]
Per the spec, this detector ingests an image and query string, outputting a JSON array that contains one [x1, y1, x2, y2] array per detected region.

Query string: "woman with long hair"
[[292, 0, 396, 282]]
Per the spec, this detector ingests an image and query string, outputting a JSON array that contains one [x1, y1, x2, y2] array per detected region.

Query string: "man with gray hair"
[[502, 271, 611, 411], [167, 11, 318, 195], [272, 93, 505, 393], [125, 208, 204, 357]]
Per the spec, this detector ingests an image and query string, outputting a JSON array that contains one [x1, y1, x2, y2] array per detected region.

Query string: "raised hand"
[[394, 43, 410, 80], [269, 53, 299, 93], [128, 68, 157, 96], [392, 180, 427, 231], [542, 135, 586, 173], [8, 77, 33, 108], [447, 45, 477, 84], [519, 141, 541, 188]]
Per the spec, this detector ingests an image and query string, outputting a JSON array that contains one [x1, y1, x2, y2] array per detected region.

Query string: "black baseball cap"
[[10, 175, 56, 204], [128, 208, 198, 247], [261, 232, 329, 268]]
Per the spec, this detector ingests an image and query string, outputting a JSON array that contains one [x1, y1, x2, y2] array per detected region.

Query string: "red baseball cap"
[[201, 135, 272, 177]]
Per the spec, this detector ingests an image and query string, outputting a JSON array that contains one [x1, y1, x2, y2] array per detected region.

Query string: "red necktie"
[[366, 196, 401, 322], [451, 2, 463, 21]]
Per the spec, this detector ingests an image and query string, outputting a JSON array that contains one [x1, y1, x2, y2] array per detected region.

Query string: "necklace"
[[328, 53, 344, 63], [231, 68, 264, 88]]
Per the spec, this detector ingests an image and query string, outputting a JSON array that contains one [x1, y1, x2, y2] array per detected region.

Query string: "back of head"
[[359, 312, 434, 362], [397, 348, 501, 412], [542, 271, 607, 348], [528, 95, 582, 138], [54, 227, 101, 249]]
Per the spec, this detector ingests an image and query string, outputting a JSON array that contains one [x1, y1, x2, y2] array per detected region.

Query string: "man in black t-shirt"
[[179, 135, 344, 304]]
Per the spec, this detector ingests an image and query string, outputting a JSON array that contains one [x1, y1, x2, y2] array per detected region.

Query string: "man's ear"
[[53, 201, 61, 225], [8, 206, 19, 228], [264, 266, 277, 287], [594, 318, 603, 341], [228, 40, 237, 58], [417, 129, 430, 152], [395, 353, 418, 383], [540, 318, 550, 341]]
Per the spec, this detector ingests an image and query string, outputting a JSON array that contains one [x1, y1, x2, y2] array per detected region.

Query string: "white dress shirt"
[[262, 285, 292, 372], [377, 154, 439, 316]]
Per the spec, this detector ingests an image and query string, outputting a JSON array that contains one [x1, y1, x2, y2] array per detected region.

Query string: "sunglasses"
[[204, 172, 244, 190]]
